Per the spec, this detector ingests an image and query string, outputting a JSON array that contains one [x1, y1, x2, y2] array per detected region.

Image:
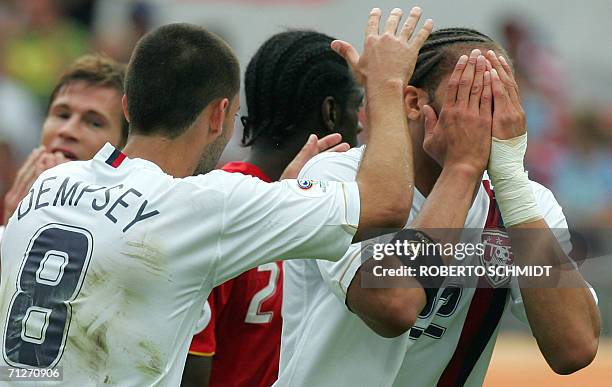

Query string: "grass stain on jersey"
[[136, 340, 163, 378], [122, 240, 171, 282], [67, 320, 109, 377]]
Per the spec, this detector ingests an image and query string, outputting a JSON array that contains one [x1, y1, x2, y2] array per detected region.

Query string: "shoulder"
[[34, 160, 91, 182], [529, 180, 564, 216], [529, 180, 556, 203], [299, 146, 365, 180], [184, 170, 266, 193]]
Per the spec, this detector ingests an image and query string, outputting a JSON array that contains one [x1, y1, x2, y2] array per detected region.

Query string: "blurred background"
[[0, 0, 610, 384]]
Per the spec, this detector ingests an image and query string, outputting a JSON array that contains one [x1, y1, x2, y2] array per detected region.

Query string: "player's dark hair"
[[48, 54, 129, 145], [410, 28, 510, 100], [241, 30, 355, 147], [125, 23, 240, 139]]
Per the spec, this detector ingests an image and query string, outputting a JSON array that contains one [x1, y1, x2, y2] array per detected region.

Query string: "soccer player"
[[0, 8, 434, 386], [277, 28, 600, 387], [182, 30, 362, 387], [0, 54, 129, 239]]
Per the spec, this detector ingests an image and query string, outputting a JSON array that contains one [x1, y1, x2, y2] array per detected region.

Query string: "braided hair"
[[410, 28, 509, 101], [242, 30, 355, 147]]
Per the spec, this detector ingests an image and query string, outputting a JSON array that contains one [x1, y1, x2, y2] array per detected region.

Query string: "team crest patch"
[[297, 179, 314, 190], [481, 229, 514, 288]]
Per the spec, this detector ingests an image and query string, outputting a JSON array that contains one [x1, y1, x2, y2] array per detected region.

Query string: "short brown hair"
[[125, 23, 240, 138], [47, 54, 129, 144]]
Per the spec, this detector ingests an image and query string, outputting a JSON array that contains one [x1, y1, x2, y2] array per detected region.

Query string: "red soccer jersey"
[[189, 161, 283, 387]]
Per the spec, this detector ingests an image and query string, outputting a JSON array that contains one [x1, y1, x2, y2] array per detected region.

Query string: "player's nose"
[[57, 115, 81, 141]]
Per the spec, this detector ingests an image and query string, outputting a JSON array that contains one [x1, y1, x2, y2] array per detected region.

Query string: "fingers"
[[316, 133, 343, 152], [410, 18, 433, 48], [52, 152, 68, 166], [486, 50, 519, 106], [331, 40, 360, 68], [383, 8, 403, 35], [422, 105, 438, 137], [13, 147, 45, 188], [499, 56, 515, 83], [468, 55, 487, 112], [445, 55, 468, 106], [398, 6, 421, 41], [480, 70, 492, 118], [365, 8, 382, 38], [456, 49, 481, 107], [422, 104, 442, 163], [8, 148, 48, 207], [4, 147, 69, 221], [499, 55, 521, 107], [491, 68, 506, 111], [35, 153, 57, 177], [327, 142, 351, 153]]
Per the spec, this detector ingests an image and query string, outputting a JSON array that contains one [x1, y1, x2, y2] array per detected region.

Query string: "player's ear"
[[122, 95, 130, 123], [209, 98, 230, 137], [404, 86, 428, 121], [321, 96, 339, 132]]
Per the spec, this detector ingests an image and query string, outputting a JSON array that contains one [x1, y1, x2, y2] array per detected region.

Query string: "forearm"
[[348, 256, 426, 338], [348, 166, 481, 336], [509, 220, 600, 374], [488, 131, 599, 372], [411, 165, 481, 256], [412, 166, 479, 231], [356, 80, 413, 234]]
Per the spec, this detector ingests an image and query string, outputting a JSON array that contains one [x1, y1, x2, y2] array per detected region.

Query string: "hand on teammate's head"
[[3, 147, 68, 224], [422, 49, 493, 177], [331, 7, 433, 87]]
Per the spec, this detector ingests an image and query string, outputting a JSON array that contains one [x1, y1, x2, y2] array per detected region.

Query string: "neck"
[[244, 138, 307, 181], [414, 150, 482, 203], [413, 147, 442, 197], [122, 134, 198, 178]]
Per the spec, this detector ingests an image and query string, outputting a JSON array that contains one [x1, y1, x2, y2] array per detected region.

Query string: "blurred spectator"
[[2, 0, 89, 106], [64, 0, 97, 30], [500, 16, 574, 188], [549, 110, 612, 227], [94, 1, 154, 62], [0, 3, 44, 219]]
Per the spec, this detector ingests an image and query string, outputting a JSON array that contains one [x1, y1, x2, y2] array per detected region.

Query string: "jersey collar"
[[95, 143, 164, 173], [221, 161, 272, 182]]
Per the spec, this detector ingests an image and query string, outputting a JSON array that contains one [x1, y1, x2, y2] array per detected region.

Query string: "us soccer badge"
[[480, 229, 514, 288]]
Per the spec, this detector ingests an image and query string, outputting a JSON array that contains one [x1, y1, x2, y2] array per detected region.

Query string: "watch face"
[[406, 240, 422, 260], [414, 231, 430, 243]]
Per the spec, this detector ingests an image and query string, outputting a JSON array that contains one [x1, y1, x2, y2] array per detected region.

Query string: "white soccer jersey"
[[277, 146, 587, 387], [0, 143, 359, 386]]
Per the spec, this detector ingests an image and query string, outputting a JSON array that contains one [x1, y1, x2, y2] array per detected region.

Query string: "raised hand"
[[422, 49, 493, 177], [3, 147, 68, 223], [331, 7, 433, 87], [280, 133, 350, 180]]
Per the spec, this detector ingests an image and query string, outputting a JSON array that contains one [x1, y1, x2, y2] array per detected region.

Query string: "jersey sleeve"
[[299, 150, 365, 304], [209, 167, 360, 286], [510, 181, 598, 322]]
